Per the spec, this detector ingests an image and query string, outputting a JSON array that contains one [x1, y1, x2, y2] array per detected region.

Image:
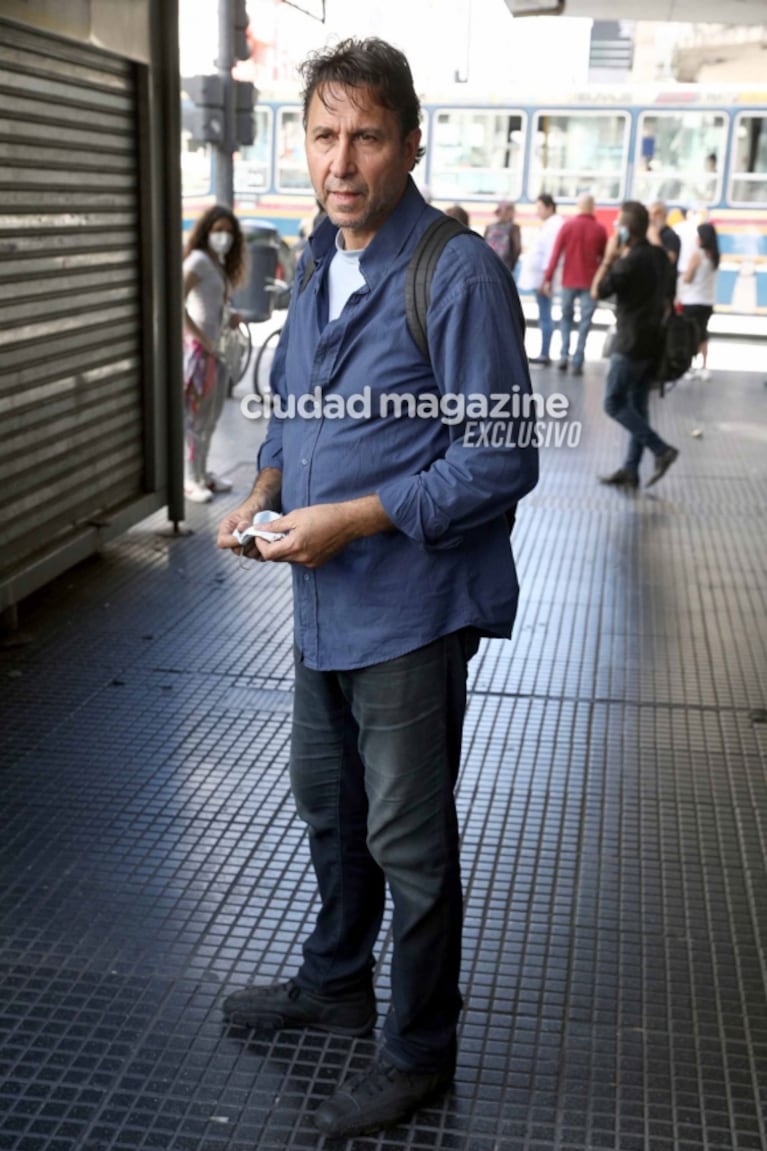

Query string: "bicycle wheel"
[[252, 327, 282, 397], [224, 320, 253, 396]]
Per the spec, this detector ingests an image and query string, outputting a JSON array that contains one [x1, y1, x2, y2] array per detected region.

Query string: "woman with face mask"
[[182, 205, 246, 502]]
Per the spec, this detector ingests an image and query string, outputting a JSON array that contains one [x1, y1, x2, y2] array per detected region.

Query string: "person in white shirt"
[[182, 205, 246, 502], [518, 194, 564, 365], [678, 222, 720, 380], [673, 206, 706, 281]]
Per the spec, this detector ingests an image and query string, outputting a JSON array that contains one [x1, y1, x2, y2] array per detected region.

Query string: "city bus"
[[182, 87, 767, 314]]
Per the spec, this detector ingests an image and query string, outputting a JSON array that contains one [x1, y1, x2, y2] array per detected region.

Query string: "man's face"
[[305, 83, 421, 251], [535, 200, 548, 221]]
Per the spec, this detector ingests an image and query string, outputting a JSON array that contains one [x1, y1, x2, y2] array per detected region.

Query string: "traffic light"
[[182, 75, 225, 146], [234, 81, 257, 146], [233, 0, 250, 61]]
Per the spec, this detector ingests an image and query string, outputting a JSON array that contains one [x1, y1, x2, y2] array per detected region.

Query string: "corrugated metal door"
[[0, 18, 145, 583]]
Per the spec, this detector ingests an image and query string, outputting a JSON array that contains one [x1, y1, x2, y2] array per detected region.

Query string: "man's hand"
[[217, 502, 263, 554], [540, 279, 553, 298], [590, 234, 623, 300], [250, 497, 393, 569], [603, 232, 622, 263], [216, 467, 283, 556]]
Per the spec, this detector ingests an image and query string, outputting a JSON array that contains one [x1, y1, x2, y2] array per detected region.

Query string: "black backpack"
[[299, 214, 520, 530], [656, 310, 699, 395]]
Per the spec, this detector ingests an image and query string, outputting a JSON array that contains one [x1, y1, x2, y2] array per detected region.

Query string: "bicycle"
[[221, 318, 253, 397], [250, 273, 292, 397], [252, 325, 282, 397]]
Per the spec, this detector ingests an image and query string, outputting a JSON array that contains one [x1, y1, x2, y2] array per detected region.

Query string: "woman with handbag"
[[183, 204, 246, 502]]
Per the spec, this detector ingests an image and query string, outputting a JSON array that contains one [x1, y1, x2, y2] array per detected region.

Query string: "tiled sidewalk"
[[1, 360, 766, 1150]]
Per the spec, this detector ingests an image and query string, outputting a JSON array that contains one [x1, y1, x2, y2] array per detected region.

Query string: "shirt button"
[[304, 573, 310, 581], [301, 457, 309, 466]]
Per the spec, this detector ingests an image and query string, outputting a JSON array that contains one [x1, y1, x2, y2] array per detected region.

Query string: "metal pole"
[[215, 0, 234, 206], [152, 0, 186, 527]]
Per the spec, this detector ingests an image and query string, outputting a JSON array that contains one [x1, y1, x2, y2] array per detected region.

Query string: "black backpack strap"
[[405, 215, 469, 359], [405, 214, 519, 536]]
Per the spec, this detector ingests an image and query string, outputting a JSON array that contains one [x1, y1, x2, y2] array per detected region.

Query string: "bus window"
[[530, 112, 627, 202], [430, 109, 525, 201], [730, 115, 767, 204], [277, 108, 312, 192], [234, 106, 273, 197], [633, 111, 726, 206]]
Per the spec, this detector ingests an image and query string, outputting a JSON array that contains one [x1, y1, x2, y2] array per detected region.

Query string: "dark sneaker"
[[528, 355, 551, 366], [312, 1056, 454, 1138], [599, 468, 639, 489], [571, 363, 584, 376], [557, 359, 568, 372], [646, 446, 679, 488], [222, 978, 376, 1036]]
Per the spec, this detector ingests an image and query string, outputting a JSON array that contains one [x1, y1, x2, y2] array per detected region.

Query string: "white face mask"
[[209, 231, 233, 257]]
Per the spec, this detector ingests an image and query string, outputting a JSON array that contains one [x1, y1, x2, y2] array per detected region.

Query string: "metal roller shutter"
[[0, 18, 145, 583]]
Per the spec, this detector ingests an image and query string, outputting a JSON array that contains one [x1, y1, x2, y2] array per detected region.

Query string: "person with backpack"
[[590, 200, 679, 489], [215, 37, 538, 1140], [483, 200, 521, 273]]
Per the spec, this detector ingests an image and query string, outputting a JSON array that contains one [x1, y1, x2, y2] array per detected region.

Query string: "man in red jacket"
[[542, 193, 607, 376]]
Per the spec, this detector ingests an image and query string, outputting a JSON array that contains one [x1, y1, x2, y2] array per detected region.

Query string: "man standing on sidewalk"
[[519, 193, 564, 366], [216, 37, 538, 1140], [542, 192, 607, 375], [648, 199, 680, 309], [484, 200, 522, 276], [591, 200, 678, 489]]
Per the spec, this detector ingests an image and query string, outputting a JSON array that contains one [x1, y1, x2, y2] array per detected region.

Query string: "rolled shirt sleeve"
[[377, 242, 539, 546]]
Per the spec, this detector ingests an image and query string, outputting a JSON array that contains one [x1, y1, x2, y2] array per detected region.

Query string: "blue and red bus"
[[182, 87, 767, 314]]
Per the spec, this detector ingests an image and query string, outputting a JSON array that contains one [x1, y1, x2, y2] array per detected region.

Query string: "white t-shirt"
[[183, 248, 226, 344], [673, 219, 700, 277], [518, 213, 564, 293], [328, 232, 367, 320], [678, 252, 717, 307]]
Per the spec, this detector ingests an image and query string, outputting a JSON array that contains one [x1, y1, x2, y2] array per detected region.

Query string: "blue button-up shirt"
[[259, 180, 539, 670]]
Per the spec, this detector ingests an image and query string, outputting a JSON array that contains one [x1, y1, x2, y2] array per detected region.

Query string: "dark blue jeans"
[[604, 352, 669, 475], [290, 630, 478, 1072], [560, 287, 597, 367], [535, 289, 554, 358]]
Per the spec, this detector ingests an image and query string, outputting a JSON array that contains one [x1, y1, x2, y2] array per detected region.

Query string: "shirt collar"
[[307, 178, 429, 290]]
